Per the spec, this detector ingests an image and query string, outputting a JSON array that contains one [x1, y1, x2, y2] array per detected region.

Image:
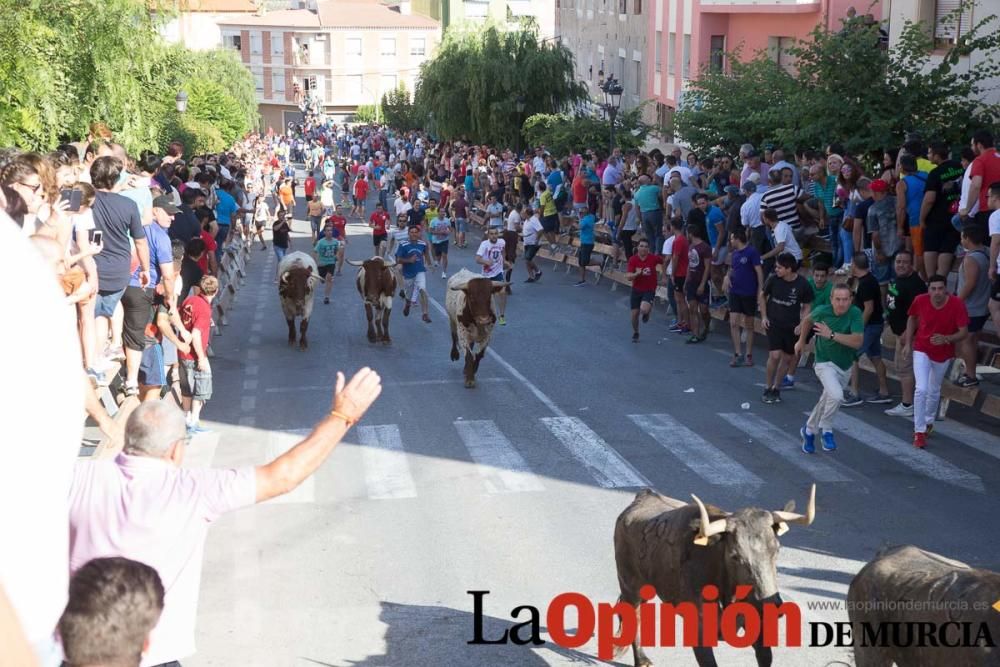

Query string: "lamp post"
[[514, 95, 526, 157], [175, 90, 189, 114], [600, 76, 623, 155]]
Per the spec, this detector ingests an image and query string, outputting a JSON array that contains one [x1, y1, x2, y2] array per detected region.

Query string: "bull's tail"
[[609, 595, 640, 660]]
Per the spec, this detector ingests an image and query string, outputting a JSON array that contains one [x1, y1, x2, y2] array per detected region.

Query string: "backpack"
[[554, 186, 569, 211]]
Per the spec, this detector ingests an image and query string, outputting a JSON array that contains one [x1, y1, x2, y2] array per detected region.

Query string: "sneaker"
[[535, 271, 542, 281], [780, 376, 795, 390], [762, 388, 775, 404], [668, 322, 686, 333], [729, 354, 745, 368], [925, 423, 934, 436], [685, 335, 703, 344], [324, 297, 330, 304], [954, 375, 980, 388], [632, 332, 639, 343], [771, 389, 782, 403], [499, 316, 506, 326], [574, 280, 587, 286], [525, 277, 535, 283], [913, 431, 927, 448], [668, 319, 679, 329], [641, 311, 650, 323], [187, 424, 212, 435], [866, 393, 893, 404], [86, 367, 108, 388], [744, 354, 754, 367], [821, 432, 837, 451], [834, 263, 851, 276], [841, 391, 863, 407], [884, 402, 914, 417], [403, 302, 411, 317], [107, 346, 126, 362], [399, 290, 406, 299], [801, 426, 815, 454], [422, 314, 432, 323]]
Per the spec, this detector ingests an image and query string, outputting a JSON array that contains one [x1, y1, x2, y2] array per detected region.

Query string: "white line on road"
[[249, 334, 261, 345], [246, 349, 260, 361], [427, 296, 567, 418], [238, 416, 256, 427], [263, 378, 510, 392], [540, 417, 649, 488], [356, 424, 418, 500], [241, 396, 256, 412], [718, 413, 853, 483], [826, 412, 985, 493], [246, 364, 259, 376], [263, 429, 314, 504], [921, 419, 1000, 462], [453, 420, 545, 493], [629, 413, 763, 492], [251, 322, 263, 333], [243, 379, 258, 391]]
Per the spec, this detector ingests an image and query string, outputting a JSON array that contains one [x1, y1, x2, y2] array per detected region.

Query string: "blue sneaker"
[[780, 376, 795, 390], [187, 424, 212, 435], [821, 432, 837, 452], [800, 426, 815, 454]]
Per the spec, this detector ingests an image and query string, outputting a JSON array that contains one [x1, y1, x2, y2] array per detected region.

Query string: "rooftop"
[[216, 0, 439, 28]]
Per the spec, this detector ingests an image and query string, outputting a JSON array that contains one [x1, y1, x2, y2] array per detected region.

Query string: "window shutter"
[[934, 0, 971, 40]]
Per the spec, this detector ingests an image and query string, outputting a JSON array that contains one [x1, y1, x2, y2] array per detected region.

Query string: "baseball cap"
[[869, 179, 889, 193], [742, 180, 758, 193], [152, 194, 180, 214], [724, 185, 740, 196], [747, 172, 761, 183], [745, 149, 760, 159]]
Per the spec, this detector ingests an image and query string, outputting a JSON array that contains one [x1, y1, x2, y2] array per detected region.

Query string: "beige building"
[[555, 0, 648, 117], [158, 0, 259, 51], [410, 0, 555, 37], [218, 0, 440, 128]]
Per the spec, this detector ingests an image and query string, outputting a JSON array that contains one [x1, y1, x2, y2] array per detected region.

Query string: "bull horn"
[[772, 484, 816, 527], [346, 260, 364, 266], [691, 494, 727, 546], [382, 257, 396, 267], [280, 273, 289, 284]]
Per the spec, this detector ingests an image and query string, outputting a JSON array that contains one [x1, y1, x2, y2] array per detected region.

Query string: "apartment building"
[[158, 0, 258, 51], [218, 0, 440, 128], [648, 0, 879, 136], [410, 0, 555, 37], [556, 0, 648, 115]]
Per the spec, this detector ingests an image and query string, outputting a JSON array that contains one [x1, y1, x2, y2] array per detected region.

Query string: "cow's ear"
[[491, 282, 508, 293]]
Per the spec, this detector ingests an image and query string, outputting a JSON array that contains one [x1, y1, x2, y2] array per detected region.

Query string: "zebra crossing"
[[205, 408, 991, 502]]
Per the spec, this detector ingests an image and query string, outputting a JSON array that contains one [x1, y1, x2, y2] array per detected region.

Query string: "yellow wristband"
[[329, 410, 355, 427]]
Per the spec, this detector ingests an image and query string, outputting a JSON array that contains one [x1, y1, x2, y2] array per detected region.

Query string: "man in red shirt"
[[328, 204, 349, 274], [901, 274, 970, 448], [625, 239, 664, 342], [664, 218, 690, 335], [304, 174, 316, 200], [369, 202, 390, 255], [179, 275, 219, 434], [964, 129, 1000, 228], [353, 175, 369, 219]]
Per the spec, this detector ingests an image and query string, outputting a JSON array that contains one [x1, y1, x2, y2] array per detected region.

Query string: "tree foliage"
[[354, 104, 381, 124], [522, 103, 652, 156], [415, 18, 587, 146], [0, 0, 258, 155], [675, 4, 1000, 160], [381, 83, 420, 132]]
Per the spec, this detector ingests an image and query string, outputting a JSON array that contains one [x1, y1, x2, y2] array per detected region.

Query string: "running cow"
[[445, 268, 506, 388], [848, 545, 1000, 667], [277, 251, 319, 350], [347, 256, 397, 344], [613, 485, 816, 667]]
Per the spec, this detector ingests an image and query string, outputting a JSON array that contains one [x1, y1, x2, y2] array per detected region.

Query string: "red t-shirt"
[[329, 214, 347, 239], [354, 179, 369, 200], [971, 150, 1000, 212], [572, 175, 588, 204], [179, 294, 212, 361], [670, 234, 689, 278], [198, 231, 217, 273], [370, 211, 389, 235], [628, 253, 663, 292], [907, 293, 969, 362], [304, 177, 316, 198]]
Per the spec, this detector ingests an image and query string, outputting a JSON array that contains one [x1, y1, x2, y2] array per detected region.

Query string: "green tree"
[[675, 2, 1000, 159], [354, 104, 381, 123], [415, 18, 586, 145], [522, 103, 652, 156], [381, 83, 419, 131]]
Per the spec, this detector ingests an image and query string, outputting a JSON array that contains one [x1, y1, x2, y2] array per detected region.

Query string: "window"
[[619, 0, 626, 13], [667, 32, 675, 75], [633, 0, 641, 13], [934, 0, 973, 46], [381, 74, 397, 93], [655, 30, 662, 72], [768, 36, 795, 72], [710, 35, 725, 72], [380, 37, 396, 56], [271, 32, 284, 56], [345, 37, 362, 56], [253, 70, 264, 93], [633, 60, 640, 95], [224, 34, 241, 51], [345, 75, 363, 97], [410, 37, 426, 56], [682, 34, 691, 78], [250, 33, 262, 55], [273, 71, 285, 95]]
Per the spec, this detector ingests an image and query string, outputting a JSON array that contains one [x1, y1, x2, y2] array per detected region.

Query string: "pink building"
[[648, 0, 882, 134]]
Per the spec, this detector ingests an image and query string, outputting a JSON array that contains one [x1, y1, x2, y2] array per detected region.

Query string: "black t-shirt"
[[169, 205, 202, 244], [924, 160, 964, 228], [853, 198, 874, 250], [853, 271, 884, 325], [272, 220, 290, 248], [886, 272, 927, 335], [179, 257, 204, 302], [91, 191, 145, 292], [763, 274, 814, 328]]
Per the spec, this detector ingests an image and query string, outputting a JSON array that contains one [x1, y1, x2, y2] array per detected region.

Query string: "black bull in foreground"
[[613, 485, 816, 666]]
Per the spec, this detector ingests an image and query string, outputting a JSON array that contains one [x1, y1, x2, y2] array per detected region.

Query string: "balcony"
[[699, 0, 820, 13]]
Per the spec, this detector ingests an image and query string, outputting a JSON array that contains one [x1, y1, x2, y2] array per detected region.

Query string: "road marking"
[[243, 379, 258, 391], [629, 413, 763, 492], [246, 349, 260, 361], [923, 420, 1000, 462], [241, 396, 256, 412], [718, 413, 852, 483], [251, 322, 263, 333], [246, 364, 259, 376], [238, 416, 256, 427], [253, 310, 264, 322], [827, 412, 985, 493], [263, 429, 314, 503], [249, 334, 261, 345], [453, 420, 545, 493], [263, 378, 510, 392], [182, 431, 221, 468], [427, 296, 567, 417], [356, 424, 418, 500], [540, 417, 648, 488]]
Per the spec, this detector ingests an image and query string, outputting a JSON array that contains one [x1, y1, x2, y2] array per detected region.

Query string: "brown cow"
[[445, 268, 506, 388], [347, 256, 398, 344], [277, 252, 318, 350]]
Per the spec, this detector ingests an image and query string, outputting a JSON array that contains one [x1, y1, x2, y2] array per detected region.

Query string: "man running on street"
[[760, 253, 813, 404], [625, 239, 664, 343], [395, 225, 433, 323], [476, 227, 511, 325], [314, 223, 340, 305]]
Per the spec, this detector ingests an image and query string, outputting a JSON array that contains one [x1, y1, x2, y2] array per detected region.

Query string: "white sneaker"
[[884, 402, 914, 417], [835, 263, 851, 276], [441, 271, 447, 279]]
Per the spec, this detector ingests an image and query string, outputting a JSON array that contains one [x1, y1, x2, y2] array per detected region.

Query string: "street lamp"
[[514, 95, 526, 157], [175, 90, 188, 114], [600, 76, 623, 155]]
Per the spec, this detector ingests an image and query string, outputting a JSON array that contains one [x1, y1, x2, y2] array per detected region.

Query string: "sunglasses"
[[18, 181, 42, 193]]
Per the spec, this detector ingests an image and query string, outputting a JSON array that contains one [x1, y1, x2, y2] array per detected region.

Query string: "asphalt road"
[[184, 184, 1000, 667]]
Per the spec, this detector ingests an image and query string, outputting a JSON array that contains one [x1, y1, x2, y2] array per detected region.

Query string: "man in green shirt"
[[314, 224, 341, 305], [782, 260, 832, 390], [794, 284, 864, 453]]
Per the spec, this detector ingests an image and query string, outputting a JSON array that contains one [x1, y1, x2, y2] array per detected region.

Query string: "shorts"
[[179, 359, 213, 401], [318, 264, 335, 279], [923, 223, 961, 255], [138, 343, 165, 387], [503, 231, 519, 262], [274, 245, 288, 262], [991, 276, 1000, 302], [310, 216, 322, 233], [403, 272, 427, 303], [630, 288, 655, 310], [541, 214, 559, 233], [353, 195, 363, 207], [712, 245, 729, 266], [121, 286, 154, 352], [524, 244, 540, 260], [729, 293, 757, 317], [578, 243, 594, 267], [254, 217, 267, 230], [767, 324, 797, 354], [455, 218, 467, 233], [432, 241, 449, 257], [894, 333, 913, 376], [672, 275, 687, 292], [487, 273, 506, 284], [969, 314, 988, 333], [573, 202, 588, 214], [871, 258, 894, 285], [684, 278, 709, 305], [908, 224, 924, 256], [161, 337, 178, 367], [856, 323, 883, 359], [95, 287, 126, 318], [373, 233, 387, 248]]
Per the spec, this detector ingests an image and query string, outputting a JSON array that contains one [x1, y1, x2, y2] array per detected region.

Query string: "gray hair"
[[740, 143, 755, 158], [123, 400, 187, 457]]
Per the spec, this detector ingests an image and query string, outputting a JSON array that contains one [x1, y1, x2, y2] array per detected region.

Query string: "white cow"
[[277, 251, 319, 350]]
